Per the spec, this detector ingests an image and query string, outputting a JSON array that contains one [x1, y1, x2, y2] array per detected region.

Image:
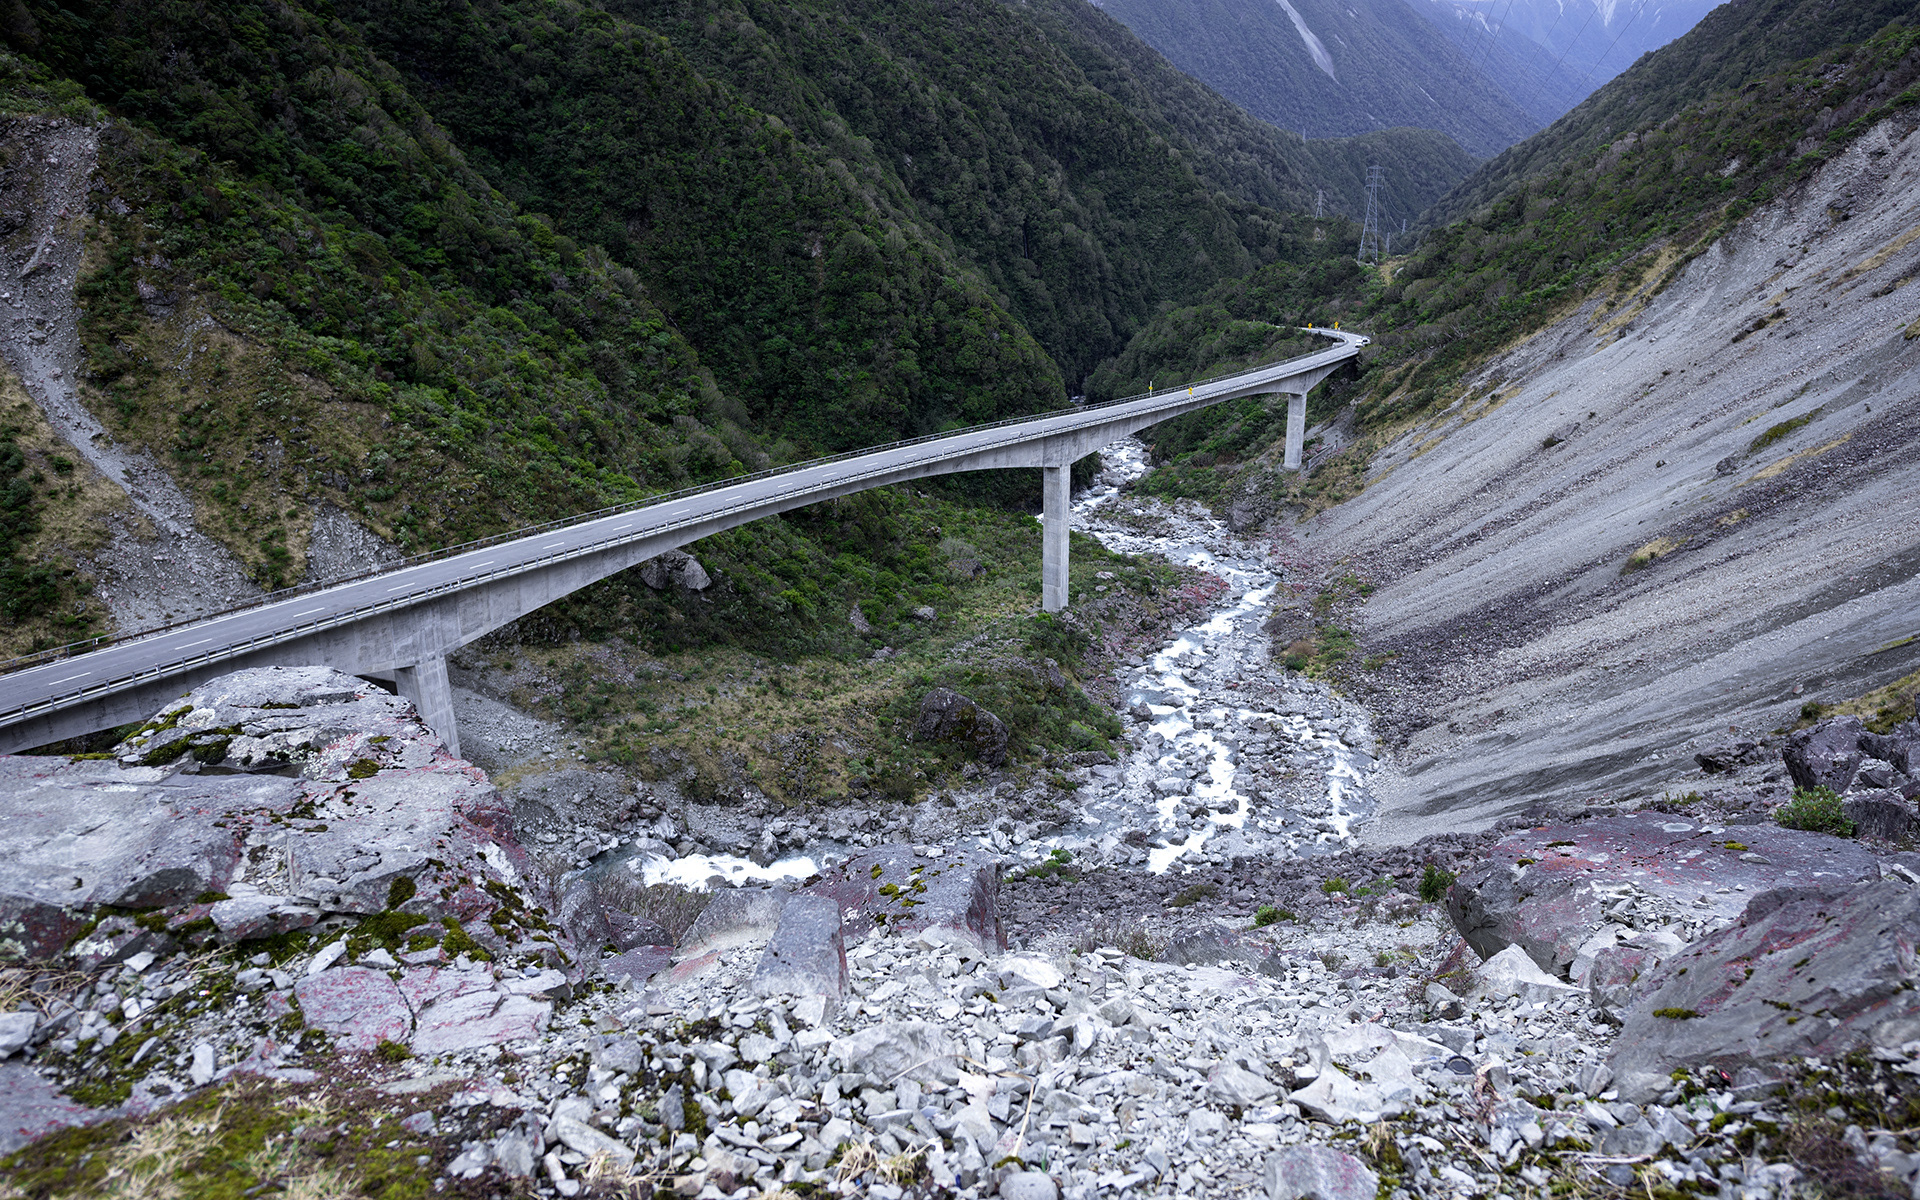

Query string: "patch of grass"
[[1252, 904, 1281, 927], [1070, 923, 1165, 960], [1775, 785, 1856, 837], [1748, 413, 1812, 452], [1321, 876, 1350, 894], [0, 1073, 453, 1200], [1653, 1007, 1703, 1019], [1623, 535, 1683, 573], [1823, 666, 1920, 735]]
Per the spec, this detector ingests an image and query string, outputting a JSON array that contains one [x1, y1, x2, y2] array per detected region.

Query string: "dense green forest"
[[1426, 0, 1920, 225], [0, 0, 1359, 659]]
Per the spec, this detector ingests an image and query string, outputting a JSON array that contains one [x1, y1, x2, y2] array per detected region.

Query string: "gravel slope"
[[1304, 116, 1920, 842]]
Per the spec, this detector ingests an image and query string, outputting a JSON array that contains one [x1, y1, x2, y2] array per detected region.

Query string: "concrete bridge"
[[0, 329, 1365, 755]]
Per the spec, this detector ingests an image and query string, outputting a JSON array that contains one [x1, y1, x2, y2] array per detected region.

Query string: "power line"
[[1520, 0, 1608, 120], [1465, 0, 1521, 88]]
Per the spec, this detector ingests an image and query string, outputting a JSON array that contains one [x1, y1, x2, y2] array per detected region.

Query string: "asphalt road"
[[0, 330, 1364, 736]]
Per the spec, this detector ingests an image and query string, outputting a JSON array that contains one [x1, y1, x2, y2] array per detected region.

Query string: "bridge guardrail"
[[0, 330, 1364, 701]]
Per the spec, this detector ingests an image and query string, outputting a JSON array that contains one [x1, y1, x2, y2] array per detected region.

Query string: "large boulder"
[[806, 845, 1006, 954], [1843, 792, 1916, 842], [1860, 725, 1920, 778], [0, 667, 551, 964], [1609, 880, 1920, 1101], [555, 862, 675, 956], [749, 894, 849, 1005], [1782, 716, 1866, 793], [639, 550, 710, 591], [1446, 813, 1879, 978], [913, 688, 1009, 766]]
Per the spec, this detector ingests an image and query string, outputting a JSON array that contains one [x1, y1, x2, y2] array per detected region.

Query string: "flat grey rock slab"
[[1609, 878, 1920, 1100], [677, 886, 785, 956], [0, 757, 300, 959], [750, 893, 848, 1004], [0, 1061, 107, 1154], [1448, 812, 1879, 975], [0, 667, 547, 964], [1265, 1145, 1379, 1200], [807, 844, 1006, 953]]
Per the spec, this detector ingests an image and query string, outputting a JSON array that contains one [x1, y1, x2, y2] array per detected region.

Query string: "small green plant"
[[1418, 863, 1456, 903], [1775, 786, 1856, 837], [1321, 876, 1350, 895], [1021, 848, 1077, 882], [374, 1038, 412, 1062], [1652, 1007, 1702, 1019], [1253, 904, 1280, 927]]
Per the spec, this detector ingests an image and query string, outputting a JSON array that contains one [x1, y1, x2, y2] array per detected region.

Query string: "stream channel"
[[624, 435, 1384, 889]]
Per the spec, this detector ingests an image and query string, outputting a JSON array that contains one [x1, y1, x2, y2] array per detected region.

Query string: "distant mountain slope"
[[1406, 0, 1592, 125], [1018, 0, 1475, 221], [1093, 0, 1542, 155], [1426, 0, 1720, 93], [1429, 0, 1920, 224]]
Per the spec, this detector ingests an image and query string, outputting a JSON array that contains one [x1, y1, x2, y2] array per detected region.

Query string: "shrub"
[[1418, 863, 1457, 903], [1072, 923, 1165, 960], [1775, 786, 1856, 837], [1321, 876, 1350, 894], [1167, 882, 1217, 908], [1253, 904, 1280, 927]]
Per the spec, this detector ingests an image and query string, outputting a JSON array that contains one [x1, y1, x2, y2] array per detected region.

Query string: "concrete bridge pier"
[[394, 655, 460, 758], [1041, 463, 1072, 613], [1284, 393, 1308, 470]]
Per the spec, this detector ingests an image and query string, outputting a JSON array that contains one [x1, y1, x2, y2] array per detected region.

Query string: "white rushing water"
[[1024, 436, 1379, 873]]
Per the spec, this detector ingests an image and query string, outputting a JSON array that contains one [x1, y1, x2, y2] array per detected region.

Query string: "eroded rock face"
[[913, 688, 1009, 767], [1446, 813, 1879, 978], [0, 667, 548, 965], [1608, 880, 1920, 1101]]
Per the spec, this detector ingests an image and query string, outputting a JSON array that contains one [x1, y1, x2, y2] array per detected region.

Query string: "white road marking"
[[293, 608, 325, 617], [50, 672, 91, 684], [180, 639, 212, 649]]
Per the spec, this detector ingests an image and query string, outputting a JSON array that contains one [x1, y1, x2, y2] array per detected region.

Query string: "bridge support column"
[[395, 655, 460, 759], [1284, 393, 1308, 470], [1041, 463, 1070, 613]]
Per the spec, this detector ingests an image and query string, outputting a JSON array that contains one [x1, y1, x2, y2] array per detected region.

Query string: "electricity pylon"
[[1358, 165, 1385, 265]]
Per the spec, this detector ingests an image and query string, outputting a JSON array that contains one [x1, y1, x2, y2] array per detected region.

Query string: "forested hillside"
[[344, 0, 1438, 392], [0, 0, 1372, 657], [1428, 0, 1920, 224]]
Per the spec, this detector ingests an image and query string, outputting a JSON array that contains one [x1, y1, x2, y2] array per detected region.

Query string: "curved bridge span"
[[0, 329, 1365, 754]]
